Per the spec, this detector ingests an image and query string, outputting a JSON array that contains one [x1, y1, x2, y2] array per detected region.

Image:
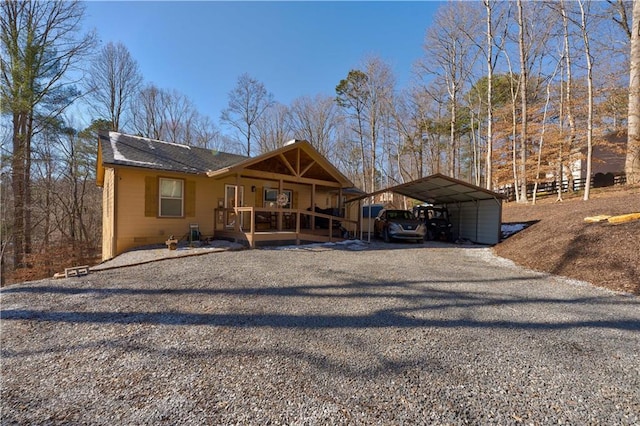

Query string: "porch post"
[[277, 179, 283, 231], [359, 199, 363, 241], [311, 183, 316, 229], [234, 174, 240, 232]]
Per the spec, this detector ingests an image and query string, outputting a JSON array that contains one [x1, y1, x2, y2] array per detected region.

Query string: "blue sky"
[[82, 1, 441, 126]]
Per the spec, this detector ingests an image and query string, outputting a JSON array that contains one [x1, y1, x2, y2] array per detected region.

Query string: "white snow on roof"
[[154, 138, 191, 149], [110, 137, 162, 167], [111, 131, 191, 150]]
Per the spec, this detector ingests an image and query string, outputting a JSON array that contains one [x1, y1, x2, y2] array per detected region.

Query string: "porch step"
[[64, 265, 89, 278]]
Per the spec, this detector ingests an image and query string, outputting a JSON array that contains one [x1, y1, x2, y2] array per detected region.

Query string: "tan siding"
[[109, 169, 344, 256], [115, 169, 222, 255], [185, 180, 196, 217], [255, 187, 263, 207]]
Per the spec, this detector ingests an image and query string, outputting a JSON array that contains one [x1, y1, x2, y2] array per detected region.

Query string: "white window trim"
[[159, 178, 184, 217]]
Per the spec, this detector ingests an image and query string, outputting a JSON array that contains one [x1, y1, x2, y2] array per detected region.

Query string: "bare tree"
[[362, 56, 395, 192], [189, 114, 221, 150], [499, 0, 557, 202], [390, 87, 428, 181], [220, 73, 274, 156], [577, 0, 596, 200], [84, 41, 142, 131], [336, 57, 395, 191], [132, 84, 166, 140], [516, 0, 530, 203], [608, 0, 632, 40], [336, 69, 369, 190], [532, 61, 561, 205], [418, 2, 480, 179], [254, 102, 292, 154], [455, 1, 508, 189], [162, 88, 197, 143], [484, 0, 496, 190], [131, 84, 219, 148], [289, 94, 340, 158], [0, 0, 95, 270], [560, 0, 577, 199], [627, 0, 640, 184]]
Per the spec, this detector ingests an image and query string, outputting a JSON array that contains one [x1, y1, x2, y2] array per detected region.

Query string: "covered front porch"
[[207, 140, 362, 248], [213, 206, 357, 247]]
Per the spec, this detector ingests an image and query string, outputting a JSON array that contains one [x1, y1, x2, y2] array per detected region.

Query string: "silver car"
[[374, 209, 427, 242]]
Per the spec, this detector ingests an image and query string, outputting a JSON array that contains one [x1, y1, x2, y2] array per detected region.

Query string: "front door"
[[225, 184, 244, 229]]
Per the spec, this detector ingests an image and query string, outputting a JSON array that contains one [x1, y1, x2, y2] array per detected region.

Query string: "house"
[[570, 130, 627, 187], [96, 132, 361, 261]]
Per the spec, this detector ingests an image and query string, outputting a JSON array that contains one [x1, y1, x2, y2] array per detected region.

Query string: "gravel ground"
[[2, 242, 639, 425]]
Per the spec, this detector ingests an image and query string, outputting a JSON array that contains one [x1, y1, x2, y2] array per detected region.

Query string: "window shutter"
[[185, 180, 196, 217], [292, 191, 298, 209], [145, 176, 158, 217], [255, 187, 263, 207]]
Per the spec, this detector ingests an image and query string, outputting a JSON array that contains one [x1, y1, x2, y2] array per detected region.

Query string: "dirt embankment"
[[494, 186, 640, 295]]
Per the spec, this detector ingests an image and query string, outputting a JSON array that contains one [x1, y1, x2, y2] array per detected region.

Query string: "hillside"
[[494, 185, 640, 295]]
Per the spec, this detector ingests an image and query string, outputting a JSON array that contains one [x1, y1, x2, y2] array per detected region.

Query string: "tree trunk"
[[485, 0, 494, 190], [11, 114, 27, 269], [533, 60, 559, 205], [517, 0, 528, 203], [560, 0, 575, 199], [579, 0, 594, 200], [627, 0, 640, 184], [450, 83, 457, 178]]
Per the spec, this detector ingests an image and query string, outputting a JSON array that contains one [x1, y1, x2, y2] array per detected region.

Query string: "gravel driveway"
[[2, 243, 639, 425]]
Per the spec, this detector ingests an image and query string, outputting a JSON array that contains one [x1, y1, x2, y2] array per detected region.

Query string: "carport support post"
[[493, 196, 503, 243], [475, 200, 479, 242], [454, 202, 462, 241], [367, 196, 373, 242]]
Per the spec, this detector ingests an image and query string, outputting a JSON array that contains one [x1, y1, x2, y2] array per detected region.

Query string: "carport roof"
[[348, 173, 507, 205]]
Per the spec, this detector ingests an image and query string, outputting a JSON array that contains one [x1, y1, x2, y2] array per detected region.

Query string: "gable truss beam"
[[279, 153, 298, 176], [238, 168, 342, 187], [300, 160, 316, 177]]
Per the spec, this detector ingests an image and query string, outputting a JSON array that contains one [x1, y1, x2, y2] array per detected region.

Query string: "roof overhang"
[[347, 173, 507, 205]]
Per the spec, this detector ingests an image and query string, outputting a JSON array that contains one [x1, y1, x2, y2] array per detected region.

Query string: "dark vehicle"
[[374, 209, 426, 243], [413, 205, 453, 241]]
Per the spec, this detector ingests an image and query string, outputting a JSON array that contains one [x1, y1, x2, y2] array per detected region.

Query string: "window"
[[159, 178, 183, 217], [264, 189, 292, 208]]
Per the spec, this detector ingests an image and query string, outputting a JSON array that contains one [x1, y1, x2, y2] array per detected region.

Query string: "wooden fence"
[[498, 174, 627, 202]]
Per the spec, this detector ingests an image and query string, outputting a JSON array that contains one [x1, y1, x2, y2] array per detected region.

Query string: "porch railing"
[[213, 207, 358, 246]]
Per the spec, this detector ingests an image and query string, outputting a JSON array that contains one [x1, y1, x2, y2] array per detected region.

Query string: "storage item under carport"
[[413, 205, 453, 241]]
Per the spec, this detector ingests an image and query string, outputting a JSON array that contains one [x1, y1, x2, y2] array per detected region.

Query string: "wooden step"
[[64, 265, 89, 278]]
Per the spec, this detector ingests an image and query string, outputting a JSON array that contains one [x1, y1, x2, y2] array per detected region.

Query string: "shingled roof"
[[98, 132, 248, 175]]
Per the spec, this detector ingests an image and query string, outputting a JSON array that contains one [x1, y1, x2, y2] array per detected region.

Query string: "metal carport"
[[348, 173, 507, 245]]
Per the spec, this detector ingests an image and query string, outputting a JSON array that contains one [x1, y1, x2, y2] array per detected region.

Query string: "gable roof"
[[206, 139, 355, 188], [97, 133, 357, 190], [98, 132, 248, 175], [348, 173, 506, 205]]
